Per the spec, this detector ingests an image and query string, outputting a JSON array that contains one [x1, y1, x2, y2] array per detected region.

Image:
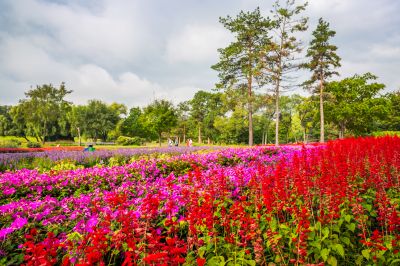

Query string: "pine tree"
[[212, 8, 271, 146], [261, 0, 308, 146], [303, 18, 341, 143]]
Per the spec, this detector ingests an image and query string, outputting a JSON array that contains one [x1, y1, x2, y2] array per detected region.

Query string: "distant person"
[[188, 139, 193, 147], [168, 138, 173, 147], [174, 138, 179, 147], [84, 144, 95, 152]]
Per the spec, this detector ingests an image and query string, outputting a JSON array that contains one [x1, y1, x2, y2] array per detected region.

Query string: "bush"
[[27, 142, 42, 148], [116, 136, 144, 146], [0, 139, 21, 148], [372, 131, 400, 137]]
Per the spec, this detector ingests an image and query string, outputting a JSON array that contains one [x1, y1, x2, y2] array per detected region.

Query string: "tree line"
[[0, 78, 399, 146], [0, 0, 399, 146]]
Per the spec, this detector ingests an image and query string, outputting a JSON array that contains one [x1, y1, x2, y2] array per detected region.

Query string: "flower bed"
[[0, 147, 84, 153], [0, 146, 217, 172], [0, 137, 399, 265]]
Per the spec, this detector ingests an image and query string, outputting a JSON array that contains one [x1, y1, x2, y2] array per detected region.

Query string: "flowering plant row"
[[0, 146, 215, 172], [0, 137, 399, 265]]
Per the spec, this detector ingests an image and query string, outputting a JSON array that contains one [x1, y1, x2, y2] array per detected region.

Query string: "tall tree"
[[176, 101, 190, 144], [302, 18, 341, 143], [13, 83, 72, 144], [120, 107, 150, 139], [0, 106, 13, 136], [296, 96, 316, 143], [190, 91, 224, 144], [386, 90, 400, 131], [142, 100, 177, 146], [325, 73, 386, 137], [261, 0, 308, 146], [212, 8, 271, 146], [68, 100, 124, 142]]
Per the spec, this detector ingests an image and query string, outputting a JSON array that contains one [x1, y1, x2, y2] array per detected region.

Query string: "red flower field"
[[0, 136, 399, 265]]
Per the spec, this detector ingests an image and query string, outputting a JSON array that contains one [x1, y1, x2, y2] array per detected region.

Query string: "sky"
[[0, 0, 399, 107]]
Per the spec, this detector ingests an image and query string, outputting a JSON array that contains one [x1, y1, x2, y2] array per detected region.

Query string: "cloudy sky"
[[0, 0, 399, 107]]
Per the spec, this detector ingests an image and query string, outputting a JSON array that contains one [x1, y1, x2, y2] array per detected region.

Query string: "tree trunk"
[[158, 133, 162, 147], [275, 82, 280, 147], [248, 76, 253, 146], [77, 127, 81, 146], [339, 122, 345, 139], [303, 129, 306, 143], [198, 124, 202, 144], [319, 79, 325, 143], [183, 124, 186, 144], [262, 131, 265, 145]]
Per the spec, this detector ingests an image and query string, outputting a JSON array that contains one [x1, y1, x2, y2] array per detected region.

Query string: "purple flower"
[[3, 187, 16, 196], [11, 217, 28, 229], [0, 228, 13, 240]]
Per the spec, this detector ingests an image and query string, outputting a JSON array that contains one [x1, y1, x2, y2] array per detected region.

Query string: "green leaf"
[[245, 260, 256, 266], [333, 244, 345, 257], [315, 221, 321, 230], [321, 248, 330, 261], [322, 227, 330, 239], [362, 249, 370, 260], [340, 236, 351, 246], [208, 256, 225, 266], [346, 223, 356, 232], [355, 255, 364, 266], [328, 256, 338, 266], [345, 214, 352, 223], [198, 246, 206, 258], [390, 259, 400, 265]]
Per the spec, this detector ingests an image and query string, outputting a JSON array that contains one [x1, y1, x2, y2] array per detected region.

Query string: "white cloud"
[[70, 65, 161, 106], [8, 0, 147, 66], [165, 24, 231, 64]]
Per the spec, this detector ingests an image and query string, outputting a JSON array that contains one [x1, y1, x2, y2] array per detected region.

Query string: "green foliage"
[[262, 0, 308, 146], [302, 18, 341, 88], [26, 142, 42, 148], [372, 131, 400, 137], [302, 17, 341, 143], [190, 91, 225, 143], [0, 138, 21, 148], [11, 83, 72, 144], [68, 100, 126, 142], [142, 100, 178, 146], [120, 107, 151, 139], [116, 136, 144, 146], [325, 73, 387, 137], [212, 7, 272, 146]]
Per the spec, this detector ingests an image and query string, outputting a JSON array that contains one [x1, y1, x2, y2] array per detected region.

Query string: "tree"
[[175, 101, 190, 144], [212, 8, 272, 146], [302, 18, 341, 143], [0, 106, 13, 136], [296, 96, 317, 143], [260, 95, 275, 144], [142, 100, 177, 146], [387, 90, 400, 131], [190, 91, 224, 144], [13, 83, 72, 144], [68, 100, 124, 142], [325, 73, 386, 137], [261, 0, 308, 146], [120, 107, 150, 139]]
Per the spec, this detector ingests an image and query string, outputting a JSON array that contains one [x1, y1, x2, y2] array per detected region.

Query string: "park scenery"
[[1, 0, 400, 265]]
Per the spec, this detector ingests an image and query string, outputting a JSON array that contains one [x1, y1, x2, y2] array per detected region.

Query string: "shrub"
[[116, 136, 144, 146], [0, 139, 21, 148], [27, 142, 42, 148]]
